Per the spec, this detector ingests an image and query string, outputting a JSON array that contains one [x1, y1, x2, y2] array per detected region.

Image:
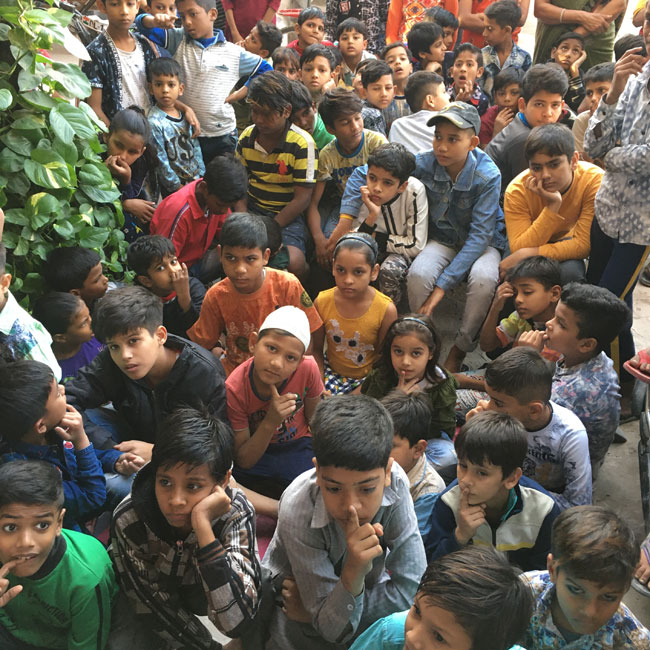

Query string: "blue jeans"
[[199, 129, 238, 165], [426, 433, 457, 470]]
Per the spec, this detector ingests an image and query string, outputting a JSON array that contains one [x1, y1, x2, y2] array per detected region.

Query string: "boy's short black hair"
[[300, 43, 335, 70], [484, 0, 522, 30], [614, 33, 646, 61], [335, 17, 368, 40], [424, 5, 459, 29], [525, 123, 575, 161], [451, 42, 484, 68], [319, 88, 363, 128], [311, 394, 393, 471], [551, 505, 639, 587], [92, 286, 163, 343], [290, 79, 314, 113], [560, 282, 631, 351], [203, 153, 248, 204], [177, 0, 216, 10], [0, 360, 54, 442], [367, 142, 416, 184], [418, 546, 534, 650], [360, 59, 393, 88], [148, 56, 182, 82], [380, 41, 413, 61], [381, 390, 431, 446], [583, 61, 615, 85], [493, 66, 524, 94], [256, 20, 282, 55], [33, 292, 84, 338], [0, 242, 6, 275], [127, 235, 177, 278], [521, 63, 569, 103], [258, 214, 282, 255], [151, 406, 234, 482], [327, 43, 343, 69], [404, 70, 444, 112], [407, 21, 444, 61], [297, 5, 324, 25], [454, 410, 528, 478], [553, 31, 585, 49], [485, 347, 553, 405], [248, 70, 293, 113], [0, 460, 64, 511], [220, 212, 269, 252], [507, 255, 562, 290], [271, 46, 300, 70], [43, 247, 101, 292]]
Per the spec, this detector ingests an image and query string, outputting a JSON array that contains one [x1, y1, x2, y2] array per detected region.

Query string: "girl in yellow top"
[[313, 233, 397, 394]]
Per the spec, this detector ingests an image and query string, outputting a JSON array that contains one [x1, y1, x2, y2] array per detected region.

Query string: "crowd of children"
[[2, 0, 650, 646]]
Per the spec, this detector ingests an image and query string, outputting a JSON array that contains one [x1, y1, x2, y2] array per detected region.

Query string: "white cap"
[[258, 306, 311, 352]]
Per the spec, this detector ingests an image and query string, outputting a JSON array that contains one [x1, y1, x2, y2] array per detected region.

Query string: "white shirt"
[[389, 110, 437, 155], [115, 42, 151, 111]]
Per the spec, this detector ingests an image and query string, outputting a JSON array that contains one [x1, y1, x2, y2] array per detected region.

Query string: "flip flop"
[[624, 350, 650, 384], [632, 577, 650, 597]]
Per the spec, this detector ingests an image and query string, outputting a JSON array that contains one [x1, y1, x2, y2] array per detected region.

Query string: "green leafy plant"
[[0, 0, 128, 306]]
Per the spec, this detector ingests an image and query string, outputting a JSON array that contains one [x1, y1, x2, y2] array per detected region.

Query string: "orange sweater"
[[504, 162, 603, 261]]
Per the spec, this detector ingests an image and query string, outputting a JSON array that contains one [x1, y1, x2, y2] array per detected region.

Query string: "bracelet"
[[560, 8, 566, 23]]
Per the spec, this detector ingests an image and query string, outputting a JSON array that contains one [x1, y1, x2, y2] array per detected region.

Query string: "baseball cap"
[[258, 306, 310, 352], [427, 101, 481, 135]]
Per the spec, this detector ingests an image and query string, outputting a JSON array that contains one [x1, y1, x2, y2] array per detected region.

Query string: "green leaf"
[[0, 23, 10, 40], [53, 138, 78, 166], [31, 243, 50, 261], [50, 103, 96, 141], [53, 220, 75, 238], [78, 161, 114, 188], [20, 273, 43, 295], [94, 205, 114, 228], [18, 69, 42, 93], [0, 0, 20, 24], [3, 209, 29, 226], [26, 192, 59, 217], [12, 114, 47, 130], [24, 150, 71, 189], [0, 88, 12, 110], [78, 225, 109, 249], [46, 63, 91, 99], [79, 102, 108, 132], [46, 8, 74, 28], [1, 231, 18, 249], [6, 172, 31, 195], [1, 130, 33, 156], [14, 237, 29, 257], [80, 184, 121, 203], [0, 148, 26, 173], [21, 89, 59, 110]]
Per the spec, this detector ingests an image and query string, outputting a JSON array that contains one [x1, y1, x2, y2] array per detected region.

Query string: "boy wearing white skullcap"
[[225, 306, 326, 499]]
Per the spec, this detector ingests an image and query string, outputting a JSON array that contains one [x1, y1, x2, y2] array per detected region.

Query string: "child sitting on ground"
[[479, 66, 524, 146], [426, 410, 560, 570], [521, 283, 631, 476], [549, 31, 586, 113], [362, 315, 458, 470], [0, 361, 117, 530], [407, 21, 447, 73], [226, 306, 325, 499], [481, 0, 531, 100], [66, 286, 227, 462], [501, 123, 603, 285], [523, 505, 650, 648], [337, 18, 376, 90], [332, 142, 428, 307], [287, 6, 333, 56], [381, 42, 414, 129], [0, 461, 118, 649], [188, 213, 323, 375], [127, 235, 206, 338], [42, 246, 108, 310], [0, 244, 60, 378], [383, 390, 445, 538], [300, 43, 336, 103], [272, 46, 301, 80], [359, 60, 395, 136], [289, 80, 335, 150], [262, 394, 427, 649], [572, 61, 614, 161], [407, 102, 505, 373], [307, 89, 388, 265], [150, 154, 248, 281], [313, 233, 397, 394], [480, 255, 561, 361], [468, 347, 592, 510], [424, 5, 459, 52], [259, 214, 290, 270], [350, 545, 533, 650], [147, 57, 205, 197], [237, 71, 318, 277], [447, 43, 489, 116], [110, 407, 262, 649], [389, 70, 450, 154], [350, 546, 533, 650], [32, 293, 103, 382]]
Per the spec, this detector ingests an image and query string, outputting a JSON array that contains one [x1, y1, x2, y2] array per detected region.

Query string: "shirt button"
[[347, 604, 354, 611]]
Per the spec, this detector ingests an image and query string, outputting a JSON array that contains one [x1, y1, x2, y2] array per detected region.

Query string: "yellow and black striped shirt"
[[236, 123, 317, 215]]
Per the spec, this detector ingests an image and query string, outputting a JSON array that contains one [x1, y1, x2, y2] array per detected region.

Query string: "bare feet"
[[444, 345, 466, 373]]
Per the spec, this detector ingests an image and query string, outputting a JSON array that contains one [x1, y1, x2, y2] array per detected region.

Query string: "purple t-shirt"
[[60, 337, 103, 382]]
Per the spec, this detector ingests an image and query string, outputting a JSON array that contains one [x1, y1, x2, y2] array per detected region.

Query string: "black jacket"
[[162, 277, 206, 338], [66, 334, 227, 446]]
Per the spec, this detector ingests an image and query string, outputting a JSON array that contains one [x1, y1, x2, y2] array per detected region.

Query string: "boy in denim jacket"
[[407, 102, 505, 372]]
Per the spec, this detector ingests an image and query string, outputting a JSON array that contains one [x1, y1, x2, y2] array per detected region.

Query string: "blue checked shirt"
[[481, 42, 532, 98]]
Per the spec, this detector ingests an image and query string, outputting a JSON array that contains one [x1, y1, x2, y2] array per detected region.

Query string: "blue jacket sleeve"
[[339, 165, 369, 217], [414, 493, 439, 541], [95, 447, 122, 474], [63, 444, 107, 522], [239, 50, 272, 86], [424, 490, 462, 562], [134, 14, 184, 53]]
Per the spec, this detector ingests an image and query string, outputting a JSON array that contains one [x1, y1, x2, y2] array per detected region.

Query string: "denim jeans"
[[198, 129, 238, 165]]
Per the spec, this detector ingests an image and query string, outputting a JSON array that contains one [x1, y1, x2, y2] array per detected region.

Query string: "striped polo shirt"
[[236, 123, 317, 215]]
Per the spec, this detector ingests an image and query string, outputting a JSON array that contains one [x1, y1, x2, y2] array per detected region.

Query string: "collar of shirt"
[[0, 291, 19, 333], [335, 130, 366, 159], [251, 121, 292, 154], [432, 148, 478, 190], [406, 453, 428, 490], [191, 29, 225, 48]]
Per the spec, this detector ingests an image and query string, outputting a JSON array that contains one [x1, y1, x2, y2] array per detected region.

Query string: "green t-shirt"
[[313, 113, 335, 150], [0, 528, 118, 649]]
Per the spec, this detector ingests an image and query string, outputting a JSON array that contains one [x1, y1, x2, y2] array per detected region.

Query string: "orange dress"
[[386, 0, 459, 44]]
